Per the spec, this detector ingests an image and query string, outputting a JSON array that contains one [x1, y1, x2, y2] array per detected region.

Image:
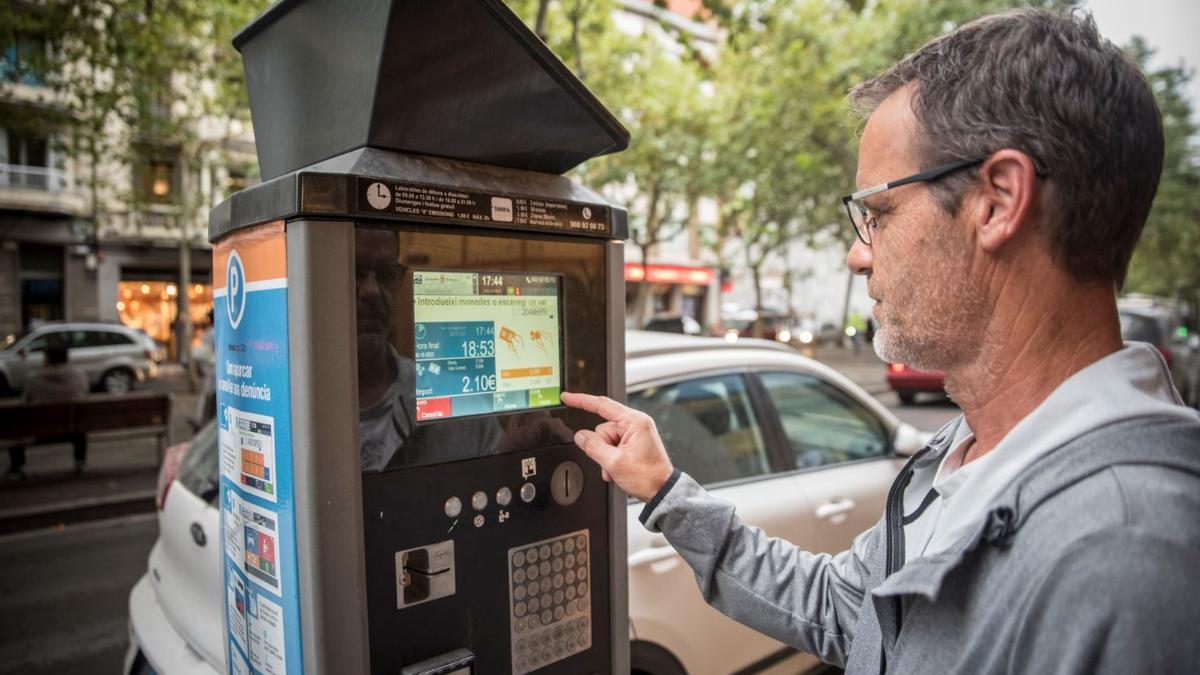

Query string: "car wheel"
[[898, 391, 916, 405], [631, 641, 687, 675], [102, 368, 135, 395]]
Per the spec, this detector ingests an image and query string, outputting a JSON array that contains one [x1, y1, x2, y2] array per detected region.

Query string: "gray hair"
[[849, 8, 1164, 287]]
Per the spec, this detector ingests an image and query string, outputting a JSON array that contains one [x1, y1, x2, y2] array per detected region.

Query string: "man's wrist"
[[639, 468, 682, 526]]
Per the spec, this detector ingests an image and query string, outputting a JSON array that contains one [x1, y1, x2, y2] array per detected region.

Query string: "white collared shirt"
[[903, 342, 1199, 562]]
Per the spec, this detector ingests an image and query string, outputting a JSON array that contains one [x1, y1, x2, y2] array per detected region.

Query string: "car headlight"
[[799, 330, 814, 344], [845, 326, 858, 338], [777, 330, 791, 343], [724, 329, 739, 344]]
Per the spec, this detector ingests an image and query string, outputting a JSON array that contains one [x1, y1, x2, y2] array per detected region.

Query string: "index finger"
[[561, 392, 633, 423]]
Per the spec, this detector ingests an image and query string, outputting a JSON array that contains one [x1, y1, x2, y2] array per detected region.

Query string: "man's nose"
[[358, 269, 382, 296], [846, 239, 873, 276]]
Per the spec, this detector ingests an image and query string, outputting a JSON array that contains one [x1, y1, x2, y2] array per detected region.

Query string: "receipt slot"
[[209, 1, 630, 673]]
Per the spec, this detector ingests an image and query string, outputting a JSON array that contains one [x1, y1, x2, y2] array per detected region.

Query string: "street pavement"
[[0, 513, 156, 674]]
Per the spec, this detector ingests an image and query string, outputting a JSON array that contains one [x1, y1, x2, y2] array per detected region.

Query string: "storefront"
[[624, 262, 719, 333], [116, 280, 212, 359]]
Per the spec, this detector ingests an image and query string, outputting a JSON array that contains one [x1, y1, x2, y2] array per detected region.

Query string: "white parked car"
[[0, 322, 161, 395], [125, 331, 925, 675]]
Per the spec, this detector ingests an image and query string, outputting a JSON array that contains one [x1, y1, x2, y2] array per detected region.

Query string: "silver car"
[[0, 322, 161, 395], [126, 332, 925, 674]]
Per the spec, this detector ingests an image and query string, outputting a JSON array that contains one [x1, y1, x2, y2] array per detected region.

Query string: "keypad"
[[509, 530, 592, 673]]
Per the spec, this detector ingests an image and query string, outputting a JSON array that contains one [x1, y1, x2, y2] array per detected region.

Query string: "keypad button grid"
[[509, 530, 592, 674]]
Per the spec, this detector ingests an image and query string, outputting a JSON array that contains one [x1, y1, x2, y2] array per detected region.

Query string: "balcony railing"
[[0, 163, 67, 192]]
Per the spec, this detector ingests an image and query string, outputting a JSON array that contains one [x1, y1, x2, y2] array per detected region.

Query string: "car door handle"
[[815, 498, 856, 519], [628, 538, 676, 567]]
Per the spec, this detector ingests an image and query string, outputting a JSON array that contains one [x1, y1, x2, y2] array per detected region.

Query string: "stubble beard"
[[872, 260, 987, 373]]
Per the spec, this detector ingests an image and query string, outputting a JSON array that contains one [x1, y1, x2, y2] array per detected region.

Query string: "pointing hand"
[[560, 392, 674, 502]]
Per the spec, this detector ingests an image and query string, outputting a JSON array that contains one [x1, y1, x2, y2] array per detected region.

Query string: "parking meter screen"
[[412, 270, 563, 422]]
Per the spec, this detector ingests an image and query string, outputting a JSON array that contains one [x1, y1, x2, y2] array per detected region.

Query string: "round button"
[[513, 551, 526, 567], [552, 557, 563, 573], [540, 593, 552, 608], [526, 581, 538, 597], [528, 596, 540, 613], [496, 486, 513, 507], [541, 610, 553, 626], [566, 638, 578, 652], [471, 491, 488, 511], [514, 568, 526, 584], [527, 564, 539, 580], [514, 584, 527, 601], [443, 496, 462, 518], [520, 482, 537, 503], [516, 639, 528, 654], [554, 589, 564, 605], [516, 657, 527, 671], [553, 574, 564, 590], [554, 606, 565, 621], [577, 567, 587, 581], [566, 570, 576, 584], [515, 601, 527, 617], [566, 585, 577, 600], [564, 538, 575, 554], [575, 551, 587, 567], [577, 582, 588, 596], [526, 547, 538, 563], [565, 555, 575, 570], [576, 535, 587, 550], [550, 461, 585, 506], [552, 541, 563, 556], [540, 561, 551, 577], [539, 577, 551, 593], [538, 544, 551, 560]]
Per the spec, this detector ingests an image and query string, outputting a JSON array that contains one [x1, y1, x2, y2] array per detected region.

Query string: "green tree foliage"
[[0, 0, 268, 229], [1124, 39, 1200, 323]]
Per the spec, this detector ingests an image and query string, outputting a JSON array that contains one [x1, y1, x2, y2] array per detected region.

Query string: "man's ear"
[[971, 149, 1038, 253]]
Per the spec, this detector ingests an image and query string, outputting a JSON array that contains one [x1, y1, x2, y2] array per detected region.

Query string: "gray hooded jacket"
[[641, 413, 1200, 674]]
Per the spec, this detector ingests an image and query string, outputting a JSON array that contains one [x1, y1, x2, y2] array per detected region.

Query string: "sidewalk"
[[811, 343, 890, 396], [0, 369, 199, 535]]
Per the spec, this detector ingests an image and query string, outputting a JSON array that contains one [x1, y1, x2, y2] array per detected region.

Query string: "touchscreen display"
[[413, 271, 563, 422]]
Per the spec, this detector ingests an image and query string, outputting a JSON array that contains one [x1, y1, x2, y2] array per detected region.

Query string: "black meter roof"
[[233, 0, 630, 181]]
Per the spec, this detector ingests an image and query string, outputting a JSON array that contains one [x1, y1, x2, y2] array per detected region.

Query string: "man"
[[5, 333, 90, 479], [564, 9, 1200, 674]]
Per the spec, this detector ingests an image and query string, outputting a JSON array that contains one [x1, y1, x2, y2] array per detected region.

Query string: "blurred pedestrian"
[[5, 334, 90, 479]]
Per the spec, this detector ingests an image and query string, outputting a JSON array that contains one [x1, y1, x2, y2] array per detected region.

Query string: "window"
[[759, 371, 889, 469], [141, 159, 176, 203], [179, 420, 220, 505], [5, 128, 49, 167], [71, 330, 133, 348], [628, 373, 770, 486], [1, 35, 49, 85], [25, 330, 66, 353]]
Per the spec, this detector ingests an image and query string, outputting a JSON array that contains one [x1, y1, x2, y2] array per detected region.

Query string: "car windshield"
[[179, 420, 220, 506]]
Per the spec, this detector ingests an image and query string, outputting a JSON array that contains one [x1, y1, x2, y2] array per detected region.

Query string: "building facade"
[[0, 35, 256, 360]]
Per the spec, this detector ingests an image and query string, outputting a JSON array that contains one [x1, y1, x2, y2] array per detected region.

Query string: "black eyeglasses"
[[841, 157, 985, 246]]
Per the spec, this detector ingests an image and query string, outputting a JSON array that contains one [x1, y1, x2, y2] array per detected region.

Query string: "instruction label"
[[215, 221, 302, 675], [355, 177, 612, 236]]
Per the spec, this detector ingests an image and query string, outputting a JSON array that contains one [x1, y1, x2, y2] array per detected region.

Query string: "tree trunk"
[[534, 0, 552, 40]]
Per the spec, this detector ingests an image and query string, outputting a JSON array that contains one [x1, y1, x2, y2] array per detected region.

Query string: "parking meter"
[[209, 1, 630, 673]]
